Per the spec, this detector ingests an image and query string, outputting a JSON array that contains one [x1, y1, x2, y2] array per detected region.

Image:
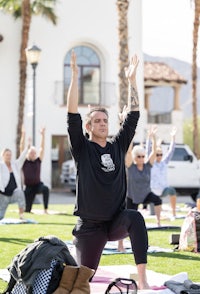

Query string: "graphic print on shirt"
[[101, 154, 115, 172]]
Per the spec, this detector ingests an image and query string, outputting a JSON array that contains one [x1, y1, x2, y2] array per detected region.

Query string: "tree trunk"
[[116, 0, 129, 112], [192, 0, 200, 158], [16, 0, 31, 157]]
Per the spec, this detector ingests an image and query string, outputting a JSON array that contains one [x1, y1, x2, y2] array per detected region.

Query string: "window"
[[171, 147, 190, 161], [64, 46, 101, 105]]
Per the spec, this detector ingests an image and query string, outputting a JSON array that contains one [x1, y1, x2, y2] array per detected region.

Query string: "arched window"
[[64, 46, 101, 105]]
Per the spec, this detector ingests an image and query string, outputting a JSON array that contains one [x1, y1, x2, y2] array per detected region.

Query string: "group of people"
[[118, 125, 177, 252], [128, 125, 177, 224], [0, 127, 49, 220]]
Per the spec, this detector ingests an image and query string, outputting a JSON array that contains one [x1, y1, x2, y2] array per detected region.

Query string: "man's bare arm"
[[125, 55, 139, 111], [66, 50, 79, 113]]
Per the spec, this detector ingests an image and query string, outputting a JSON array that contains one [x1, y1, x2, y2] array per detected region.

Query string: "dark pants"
[[127, 192, 162, 210], [25, 182, 49, 212], [72, 209, 148, 272]]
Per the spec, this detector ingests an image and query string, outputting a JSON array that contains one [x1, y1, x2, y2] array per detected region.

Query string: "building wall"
[[0, 0, 143, 188]]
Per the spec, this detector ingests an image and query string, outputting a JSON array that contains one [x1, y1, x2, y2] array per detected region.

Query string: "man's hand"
[[124, 55, 139, 85], [118, 105, 129, 123], [70, 50, 78, 77]]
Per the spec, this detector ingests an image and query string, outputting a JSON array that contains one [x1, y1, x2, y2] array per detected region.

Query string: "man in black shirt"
[[67, 51, 149, 289]]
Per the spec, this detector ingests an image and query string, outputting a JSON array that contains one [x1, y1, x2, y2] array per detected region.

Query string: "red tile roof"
[[144, 62, 187, 84]]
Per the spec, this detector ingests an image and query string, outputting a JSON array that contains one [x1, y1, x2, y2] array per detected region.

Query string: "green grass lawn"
[[0, 203, 200, 292]]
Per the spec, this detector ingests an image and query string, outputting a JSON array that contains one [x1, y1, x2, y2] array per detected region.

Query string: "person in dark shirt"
[[66, 50, 150, 289], [20, 127, 49, 214]]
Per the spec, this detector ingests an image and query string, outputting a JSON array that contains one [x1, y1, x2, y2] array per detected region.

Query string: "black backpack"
[[2, 235, 77, 294]]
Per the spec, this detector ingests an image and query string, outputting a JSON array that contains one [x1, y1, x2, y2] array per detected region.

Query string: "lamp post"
[[26, 45, 41, 146]]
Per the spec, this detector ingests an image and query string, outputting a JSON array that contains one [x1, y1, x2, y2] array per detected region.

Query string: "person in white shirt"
[[0, 144, 29, 220], [146, 127, 177, 220]]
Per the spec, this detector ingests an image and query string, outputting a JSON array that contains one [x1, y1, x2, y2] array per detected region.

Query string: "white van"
[[162, 143, 200, 201]]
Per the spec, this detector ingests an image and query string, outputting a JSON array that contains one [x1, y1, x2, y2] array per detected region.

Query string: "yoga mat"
[[0, 218, 38, 225]]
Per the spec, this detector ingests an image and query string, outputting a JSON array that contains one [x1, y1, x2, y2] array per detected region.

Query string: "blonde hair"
[[156, 146, 162, 153]]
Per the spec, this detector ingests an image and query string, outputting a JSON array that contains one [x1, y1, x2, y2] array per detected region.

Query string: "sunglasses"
[[156, 154, 163, 157], [105, 277, 138, 294], [137, 155, 145, 158]]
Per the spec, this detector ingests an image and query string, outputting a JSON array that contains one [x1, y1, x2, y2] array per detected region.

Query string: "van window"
[[171, 148, 189, 161]]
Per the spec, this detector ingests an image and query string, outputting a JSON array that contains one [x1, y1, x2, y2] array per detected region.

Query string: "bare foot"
[[117, 240, 126, 252], [138, 281, 150, 290], [44, 209, 48, 214], [117, 246, 126, 253]]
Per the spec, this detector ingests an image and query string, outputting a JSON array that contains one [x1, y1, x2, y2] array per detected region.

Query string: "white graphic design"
[[101, 154, 115, 172]]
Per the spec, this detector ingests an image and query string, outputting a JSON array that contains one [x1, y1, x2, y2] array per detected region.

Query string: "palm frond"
[[0, 0, 58, 23], [0, 0, 22, 18], [31, 0, 58, 24]]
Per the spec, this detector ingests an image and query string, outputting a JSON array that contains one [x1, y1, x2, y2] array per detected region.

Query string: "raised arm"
[[170, 126, 177, 144], [19, 127, 31, 155], [163, 126, 177, 162], [125, 140, 134, 168], [146, 126, 157, 165], [125, 55, 139, 112], [67, 50, 79, 113], [39, 127, 45, 160], [20, 126, 25, 155], [17, 138, 31, 168]]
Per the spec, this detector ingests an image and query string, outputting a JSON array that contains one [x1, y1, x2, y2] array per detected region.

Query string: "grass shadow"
[[0, 237, 33, 246], [148, 251, 200, 261]]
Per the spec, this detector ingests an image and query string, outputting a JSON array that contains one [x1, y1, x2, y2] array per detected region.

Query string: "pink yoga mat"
[[90, 267, 127, 293]]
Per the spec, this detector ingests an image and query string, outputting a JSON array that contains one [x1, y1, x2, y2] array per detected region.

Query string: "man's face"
[[87, 111, 109, 139]]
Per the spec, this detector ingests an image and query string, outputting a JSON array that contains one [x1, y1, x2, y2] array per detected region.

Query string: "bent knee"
[[155, 198, 162, 206], [126, 209, 144, 221]]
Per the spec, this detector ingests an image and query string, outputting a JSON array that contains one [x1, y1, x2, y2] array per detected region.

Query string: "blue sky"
[[142, 0, 198, 65]]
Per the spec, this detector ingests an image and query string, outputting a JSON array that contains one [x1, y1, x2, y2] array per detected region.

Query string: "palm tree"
[[0, 0, 57, 156], [116, 0, 129, 112], [191, 0, 200, 158]]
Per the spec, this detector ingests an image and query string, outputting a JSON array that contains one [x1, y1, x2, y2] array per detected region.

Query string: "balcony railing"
[[53, 80, 117, 107], [148, 112, 171, 124]]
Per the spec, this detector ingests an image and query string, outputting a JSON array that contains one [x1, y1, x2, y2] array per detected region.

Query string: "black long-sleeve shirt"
[[67, 111, 139, 221]]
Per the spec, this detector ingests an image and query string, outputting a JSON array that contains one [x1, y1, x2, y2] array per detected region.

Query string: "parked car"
[[162, 143, 200, 201], [60, 159, 76, 193], [60, 144, 200, 200]]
